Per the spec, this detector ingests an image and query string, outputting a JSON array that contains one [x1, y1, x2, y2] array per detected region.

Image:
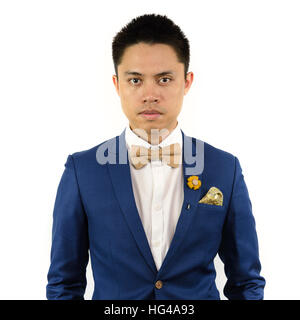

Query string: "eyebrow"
[[124, 71, 175, 77]]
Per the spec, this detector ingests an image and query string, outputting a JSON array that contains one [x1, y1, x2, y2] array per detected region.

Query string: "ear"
[[184, 71, 194, 95], [112, 75, 120, 96]]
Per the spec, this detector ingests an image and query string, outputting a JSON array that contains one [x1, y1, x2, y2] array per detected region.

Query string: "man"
[[46, 13, 265, 300]]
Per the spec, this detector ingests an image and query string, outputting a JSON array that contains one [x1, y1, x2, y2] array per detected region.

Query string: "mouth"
[[139, 109, 162, 120]]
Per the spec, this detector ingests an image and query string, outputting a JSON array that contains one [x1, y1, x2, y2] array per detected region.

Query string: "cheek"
[[120, 87, 139, 103], [167, 83, 184, 98], [167, 88, 183, 105]]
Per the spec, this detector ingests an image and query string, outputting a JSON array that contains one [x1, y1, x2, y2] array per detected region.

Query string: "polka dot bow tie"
[[129, 143, 182, 169]]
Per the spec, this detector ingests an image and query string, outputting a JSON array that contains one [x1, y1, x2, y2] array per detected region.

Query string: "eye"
[[129, 78, 141, 85], [159, 77, 172, 84]]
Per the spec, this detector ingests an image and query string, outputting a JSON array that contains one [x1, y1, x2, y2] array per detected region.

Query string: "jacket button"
[[155, 280, 163, 289]]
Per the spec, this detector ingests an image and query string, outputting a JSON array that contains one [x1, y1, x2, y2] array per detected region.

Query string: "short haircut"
[[112, 13, 190, 79]]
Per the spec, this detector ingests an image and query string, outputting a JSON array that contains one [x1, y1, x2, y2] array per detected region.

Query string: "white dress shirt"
[[125, 122, 184, 271]]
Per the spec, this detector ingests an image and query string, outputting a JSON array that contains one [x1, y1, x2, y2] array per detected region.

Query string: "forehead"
[[119, 42, 183, 74]]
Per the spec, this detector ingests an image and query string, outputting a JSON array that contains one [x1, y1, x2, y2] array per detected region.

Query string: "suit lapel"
[[106, 128, 205, 276]]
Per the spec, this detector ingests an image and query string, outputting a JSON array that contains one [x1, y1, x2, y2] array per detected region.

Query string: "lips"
[[140, 109, 162, 114], [139, 110, 162, 120]]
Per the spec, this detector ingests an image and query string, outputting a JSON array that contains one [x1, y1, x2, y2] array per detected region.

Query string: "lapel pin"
[[187, 175, 202, 190]]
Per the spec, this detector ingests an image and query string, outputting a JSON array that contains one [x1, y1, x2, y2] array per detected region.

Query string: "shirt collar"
[[125, 121, 182, 151]]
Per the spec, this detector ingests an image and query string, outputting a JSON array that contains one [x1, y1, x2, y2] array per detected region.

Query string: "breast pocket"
[[189, 202, 227, 248], [197, 202, 225, 212]]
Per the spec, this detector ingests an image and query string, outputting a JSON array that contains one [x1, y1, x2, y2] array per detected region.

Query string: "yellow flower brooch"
[[187, 175, 202, 190]]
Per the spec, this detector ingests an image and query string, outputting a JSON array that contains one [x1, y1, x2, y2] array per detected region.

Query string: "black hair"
[[112, 14, 190, 79]]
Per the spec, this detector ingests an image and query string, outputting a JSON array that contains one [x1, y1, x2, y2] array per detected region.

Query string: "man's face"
[[112, 42, 193, 142]]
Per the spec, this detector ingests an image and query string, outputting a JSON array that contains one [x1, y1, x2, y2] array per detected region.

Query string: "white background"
[[0, 0, 299, 300]]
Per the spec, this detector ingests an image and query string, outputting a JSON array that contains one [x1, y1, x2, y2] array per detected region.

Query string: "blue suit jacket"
[[46, 129, 265, 300]]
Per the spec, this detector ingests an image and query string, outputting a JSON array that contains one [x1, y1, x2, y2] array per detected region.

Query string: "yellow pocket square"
[[198, 187, 223, 206]]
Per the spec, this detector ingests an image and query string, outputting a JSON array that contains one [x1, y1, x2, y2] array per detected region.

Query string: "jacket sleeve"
[[218, 156, 266, 300], [46, 155, 89, 300]]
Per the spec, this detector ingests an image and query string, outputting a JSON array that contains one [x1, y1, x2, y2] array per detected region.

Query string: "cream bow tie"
[[129, 143, 181, 169]]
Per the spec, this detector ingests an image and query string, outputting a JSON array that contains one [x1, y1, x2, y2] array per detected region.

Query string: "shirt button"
[[155, 280, 163, 289]]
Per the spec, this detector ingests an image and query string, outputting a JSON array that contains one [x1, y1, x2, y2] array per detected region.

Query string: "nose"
[[143, 96, 159, 104], [142, 82, 160, 104]]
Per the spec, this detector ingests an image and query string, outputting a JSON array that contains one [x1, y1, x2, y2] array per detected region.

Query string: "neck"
[[130, 121, 178, 145]]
